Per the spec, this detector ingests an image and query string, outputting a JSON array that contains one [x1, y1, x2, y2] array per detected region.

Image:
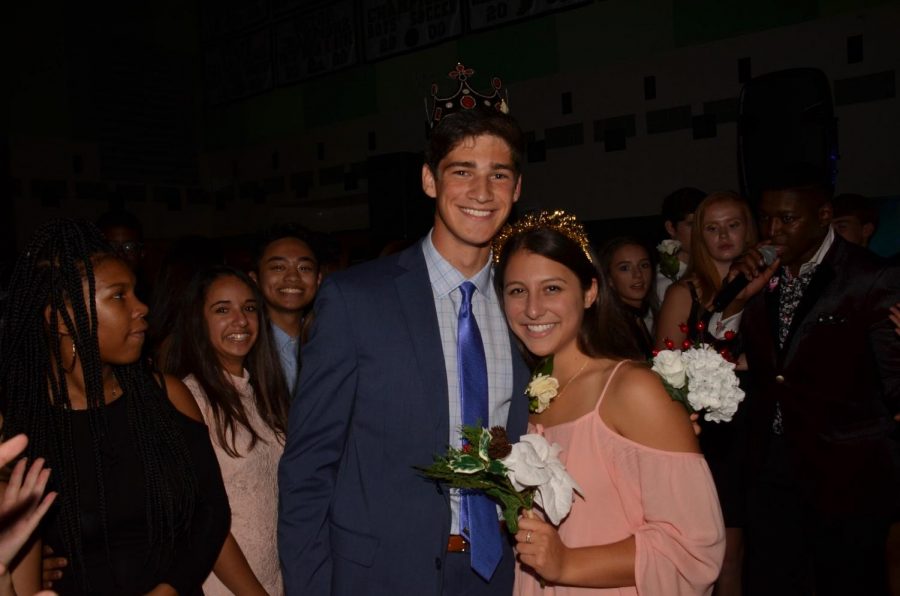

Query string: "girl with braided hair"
[[0, 219, 230, 595], [166, 266, 289, 595]]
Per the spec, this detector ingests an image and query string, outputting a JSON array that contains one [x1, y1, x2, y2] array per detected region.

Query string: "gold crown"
[[492, 210, 592, 264]]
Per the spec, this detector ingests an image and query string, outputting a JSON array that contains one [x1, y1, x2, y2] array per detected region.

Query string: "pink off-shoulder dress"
[[514, 361, 725, 596]]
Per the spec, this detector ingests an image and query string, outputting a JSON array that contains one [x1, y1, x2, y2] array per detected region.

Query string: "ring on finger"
[[525, 530, 533, 544]]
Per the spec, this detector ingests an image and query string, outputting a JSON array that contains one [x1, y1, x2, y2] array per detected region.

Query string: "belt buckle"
[[447, 534, 469, 553]]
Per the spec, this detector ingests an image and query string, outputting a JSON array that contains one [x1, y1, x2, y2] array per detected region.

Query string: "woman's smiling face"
[[203, 275, 259, 376], [501, 249, 597, 359]]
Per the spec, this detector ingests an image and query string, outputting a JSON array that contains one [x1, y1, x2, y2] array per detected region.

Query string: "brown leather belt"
[[447, 534, 469, 553]]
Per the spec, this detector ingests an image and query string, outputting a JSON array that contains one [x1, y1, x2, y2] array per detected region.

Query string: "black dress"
[[43, 393, 230, 595], [686, 281, 748, 528], [623, 303, 655, 360]]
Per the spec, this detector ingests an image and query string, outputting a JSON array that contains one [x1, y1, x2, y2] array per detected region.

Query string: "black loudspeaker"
[[367, 152, 434, 242], [738, 68, 839, 201]]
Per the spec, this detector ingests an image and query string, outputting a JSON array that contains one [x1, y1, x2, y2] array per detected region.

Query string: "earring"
[[62, 340, 77, 373]]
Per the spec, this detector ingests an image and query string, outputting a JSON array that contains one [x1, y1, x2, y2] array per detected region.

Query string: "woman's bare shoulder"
[[602, 362, 700, 453], [162, 374, 204, 423]]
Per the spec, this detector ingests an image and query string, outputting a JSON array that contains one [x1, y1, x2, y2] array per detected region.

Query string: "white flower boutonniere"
[[525, 357, 558, 413]]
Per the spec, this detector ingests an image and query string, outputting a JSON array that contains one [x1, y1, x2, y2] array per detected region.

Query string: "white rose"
[[526, 374, 559, 413], [657, 239, 681, 256], [651, 350, 687, 389]]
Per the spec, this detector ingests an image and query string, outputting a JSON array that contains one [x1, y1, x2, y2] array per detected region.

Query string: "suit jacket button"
[[775, 374, 785, 384], [435, 557, 442, 570]]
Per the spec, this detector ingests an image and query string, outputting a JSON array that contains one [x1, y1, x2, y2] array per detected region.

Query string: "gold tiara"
[[492, 210, 593, 264]]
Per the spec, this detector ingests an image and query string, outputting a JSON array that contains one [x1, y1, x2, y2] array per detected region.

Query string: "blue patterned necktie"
[[457, 281, 502, 580]]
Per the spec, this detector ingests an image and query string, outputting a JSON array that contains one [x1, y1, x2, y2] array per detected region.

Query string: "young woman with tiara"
[[655, 191, 757, 596], [166, 266, 289, 595], [0, 219, 230, 595], [492, 211, 724, 595]]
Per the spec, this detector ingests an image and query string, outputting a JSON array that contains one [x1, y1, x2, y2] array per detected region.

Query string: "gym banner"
[[275, 0, 358, 83], [466, 0, 590, 31], [205, 28, 274, 105], [363, 0, 462, 61]]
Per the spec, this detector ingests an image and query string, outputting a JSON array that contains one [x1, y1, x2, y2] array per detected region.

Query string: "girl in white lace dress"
[[167, 266, 291, 595]]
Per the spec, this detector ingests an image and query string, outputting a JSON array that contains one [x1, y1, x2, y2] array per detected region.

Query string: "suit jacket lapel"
[[394, 244, 450, 443], [764, 282, 781, 363], [780, 249, 838, 366], [506, 330, 530, 441]]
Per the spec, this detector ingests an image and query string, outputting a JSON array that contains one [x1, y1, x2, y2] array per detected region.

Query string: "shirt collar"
[[797, 225, 834, 277], [422, 229, 495, 299], [270, 322, 298, 347]]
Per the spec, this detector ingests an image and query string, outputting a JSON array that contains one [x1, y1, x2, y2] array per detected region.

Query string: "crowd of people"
[[0, 87, 898, 596]]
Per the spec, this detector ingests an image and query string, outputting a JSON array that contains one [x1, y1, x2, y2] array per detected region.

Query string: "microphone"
[[712, 245, 779, 312]]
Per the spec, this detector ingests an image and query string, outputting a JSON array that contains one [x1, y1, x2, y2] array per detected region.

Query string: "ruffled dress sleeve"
[[631, 450, 725, 596]]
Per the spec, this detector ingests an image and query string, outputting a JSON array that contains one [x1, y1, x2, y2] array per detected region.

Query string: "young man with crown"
[[278, 66, 532, 596]]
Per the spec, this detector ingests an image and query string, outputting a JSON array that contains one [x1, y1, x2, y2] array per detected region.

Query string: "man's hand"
[[721, 248, 781, 318], [889, 303, 900, 337]]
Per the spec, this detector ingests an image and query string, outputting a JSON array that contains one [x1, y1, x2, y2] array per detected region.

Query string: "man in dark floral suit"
[[715, 164, 900, 596]]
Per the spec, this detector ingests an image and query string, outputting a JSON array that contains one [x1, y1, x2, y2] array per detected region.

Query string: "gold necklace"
[[556, 358, 589, 400]]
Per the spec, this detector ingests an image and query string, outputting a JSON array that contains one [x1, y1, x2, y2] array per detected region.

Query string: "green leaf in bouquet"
[[501, 502, 521, 533], [488, 489, 521, 531], [486, 459, 508, 477], [460, 425, 485, 448], [534, 355, 554, 377], [485, 486, 533, 534], [658, 377, 693, 413], [478, 427, 492, 461], [449, 454, 485, 474]]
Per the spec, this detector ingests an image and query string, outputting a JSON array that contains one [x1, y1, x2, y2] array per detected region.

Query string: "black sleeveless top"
[[686, 281, 748, 527], [623, 303, 655, 360], [43, 393, 230, 595], [685, 281, 713, 339]]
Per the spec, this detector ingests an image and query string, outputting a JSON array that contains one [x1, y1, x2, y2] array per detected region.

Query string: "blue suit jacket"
[[278, 240, 531, 595]]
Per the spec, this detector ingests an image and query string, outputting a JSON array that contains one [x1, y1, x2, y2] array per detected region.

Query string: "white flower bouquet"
[[657, 239, 682, 281], [418, 426, 581, 531], [651, 343, 745, 423]]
